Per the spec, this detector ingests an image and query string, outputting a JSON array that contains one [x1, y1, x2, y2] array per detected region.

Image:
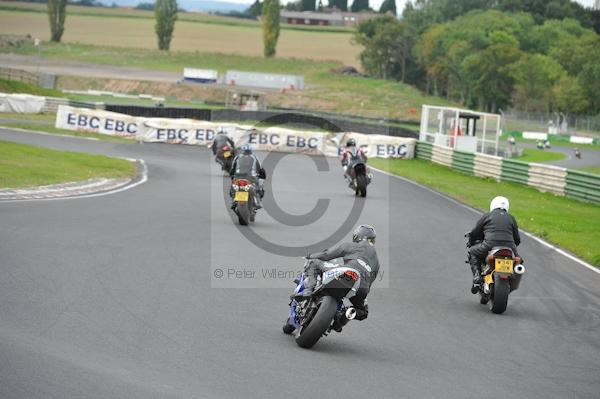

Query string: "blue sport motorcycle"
[[283, 259, 361, 349]]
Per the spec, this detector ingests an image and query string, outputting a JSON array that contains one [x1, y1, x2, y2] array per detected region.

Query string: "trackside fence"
[[415, 142, 600, 205]]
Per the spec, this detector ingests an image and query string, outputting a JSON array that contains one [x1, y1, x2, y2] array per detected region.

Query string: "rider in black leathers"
[[211, 129, 236, 170], [300, 225, 379, 322], [211, 129, 235, 156], [468, 196, 521, 291], [229, 144, 266, 208]]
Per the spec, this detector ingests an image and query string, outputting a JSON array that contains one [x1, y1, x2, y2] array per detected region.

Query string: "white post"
[[482, 113, 487, 155], [420, 105, 429, 142], [454, 109, 459, 149], [495, 115, 501, 156]]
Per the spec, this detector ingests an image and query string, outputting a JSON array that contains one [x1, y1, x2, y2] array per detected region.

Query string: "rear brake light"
[[344, 271, 359, 281], [233, 179, 251, 187], [223, 145, 231, 151], [495, 249, 513, 257]]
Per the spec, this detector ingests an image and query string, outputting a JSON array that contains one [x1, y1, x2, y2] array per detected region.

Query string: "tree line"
[[354, 0, 600, 116]]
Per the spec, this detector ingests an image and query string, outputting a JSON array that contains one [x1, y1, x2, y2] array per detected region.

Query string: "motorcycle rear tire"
[[295, 296, 338, 349], [237, 201, 251, 226], [356, 174, 367, 198], [490, 276, 510, 314]]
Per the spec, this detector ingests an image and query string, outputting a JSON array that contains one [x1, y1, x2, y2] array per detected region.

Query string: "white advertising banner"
[[55, 105, 416, 158], [55, 105, 142, 137]]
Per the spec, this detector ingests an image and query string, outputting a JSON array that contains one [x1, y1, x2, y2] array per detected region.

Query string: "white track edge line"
[[370, 166, 600, 275], [0, 159, 147, 203]]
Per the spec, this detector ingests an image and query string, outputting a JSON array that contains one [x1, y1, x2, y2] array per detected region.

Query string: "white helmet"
[[490, 196, 509, 212]]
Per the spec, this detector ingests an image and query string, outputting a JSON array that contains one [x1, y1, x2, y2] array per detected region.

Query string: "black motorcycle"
[[231, 178, 258, 225], [465, 234, 525, 314], [283, 259, 361, 348], [344, 149, 372, 198], [216, 144, 235, 172]]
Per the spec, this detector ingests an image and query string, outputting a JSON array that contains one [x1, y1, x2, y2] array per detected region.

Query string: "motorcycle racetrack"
[[1, 128, 599, 399]]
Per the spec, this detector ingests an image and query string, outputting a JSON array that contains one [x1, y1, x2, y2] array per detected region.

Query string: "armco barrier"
[[474, 153, 502, 180], [566, 170, 600, 204], [528, 164, 566, 196], [105, 105, 211, 120], [501, 159, 530, 185], [452, 150, 475, 175], [415, 141, 433, 160], [415, 141, 600, 205], [431, 145, 453, 167], [103, 105, 419, 138]]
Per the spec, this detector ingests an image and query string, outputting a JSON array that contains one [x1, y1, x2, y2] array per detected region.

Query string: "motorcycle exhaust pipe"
[[345, 308, 357, 320], [514, 264, 526, 275]]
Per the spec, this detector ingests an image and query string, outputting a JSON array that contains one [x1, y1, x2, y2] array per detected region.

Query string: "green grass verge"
[[1, 122, 134, 143], [0, 139, 136, 188], [576, 166, 600, 175], [370, 157, 600, 266], [0, 78, 63, 97], [517, 148, 566, 163]]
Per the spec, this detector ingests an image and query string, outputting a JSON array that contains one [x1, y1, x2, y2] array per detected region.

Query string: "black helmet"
[[347, 138, 356, 147], [352, 224, 376, 244]]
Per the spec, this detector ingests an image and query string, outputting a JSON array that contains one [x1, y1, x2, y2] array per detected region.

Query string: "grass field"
[[0, 7, 359, 66], [0, 42, 452, 119], [517, 148, 566, 163], [0, 139, 136, 188], [576, 166, 600, 175], [0, 78, 63, 97], [0, 1, 353, 33], [370, 157, 600, 266]]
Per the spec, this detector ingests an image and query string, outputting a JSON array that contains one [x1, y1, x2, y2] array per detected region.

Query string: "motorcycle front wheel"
[[295, 296, 338, 349]]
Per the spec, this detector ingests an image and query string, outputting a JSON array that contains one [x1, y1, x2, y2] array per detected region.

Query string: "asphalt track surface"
[[518, 142, 600, 169], [1, 128, 599, 399]]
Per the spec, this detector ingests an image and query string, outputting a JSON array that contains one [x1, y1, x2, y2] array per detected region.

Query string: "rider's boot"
[[469, 256, 483, 294]]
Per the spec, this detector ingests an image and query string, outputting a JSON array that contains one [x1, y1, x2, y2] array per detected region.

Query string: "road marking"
[[0, 159, 147, 203], [371, 166, 600, 276], [0, 125, 101, 141]]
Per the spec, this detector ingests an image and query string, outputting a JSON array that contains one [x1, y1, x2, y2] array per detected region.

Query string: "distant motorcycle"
[[283, 259, 361, 348], [466, 234, 525, 314], [344, 148, 372, 197], [215, 144, 235, 172], [231, 178, 258, 225], [575, 148, 582, 159]]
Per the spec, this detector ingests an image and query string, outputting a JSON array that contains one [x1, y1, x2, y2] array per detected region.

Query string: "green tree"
[[379, 0, 396, 15], [246, 0, 262, 17], [553, 76, 589, 116], [509, 54, 565, 112], [301, 0, 316, 11], [351, 0, 369, 12], [463, 43, 523, 112], [329, 0, 347, 11], [578, 63, 600, 114], [155, 0, 178, 51], [262, 0, 280, 58], [354, 16, 414, 81], [47, 0, 67, 43]]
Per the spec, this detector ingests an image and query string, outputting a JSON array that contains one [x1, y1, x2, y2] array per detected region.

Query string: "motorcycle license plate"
[[234, 191, 249, 202], [223, 151, 231, 158], [495, 258, 514, 273]]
